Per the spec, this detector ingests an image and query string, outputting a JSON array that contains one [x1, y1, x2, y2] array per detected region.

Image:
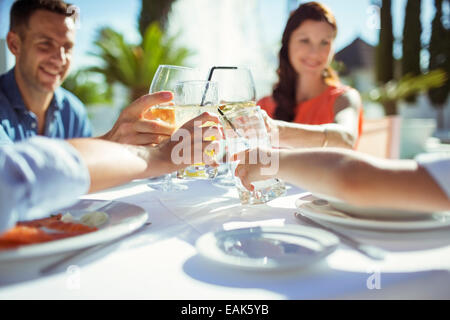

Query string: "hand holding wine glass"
[[101, 91, 175, 145], [143, 65, 201, 191], [208, 66, 257, 187]]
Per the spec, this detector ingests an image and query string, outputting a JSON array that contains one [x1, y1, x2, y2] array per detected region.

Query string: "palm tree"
[[62, 71, 113, 106], [367, 70, 447, 105], [88, 23, 192, 103]]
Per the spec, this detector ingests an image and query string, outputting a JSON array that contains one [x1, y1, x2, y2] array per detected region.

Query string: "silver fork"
[[295, 212, 386, 260]]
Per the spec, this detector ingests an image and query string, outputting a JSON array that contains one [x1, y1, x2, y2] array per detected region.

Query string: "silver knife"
[[295, 212, 386, 260]]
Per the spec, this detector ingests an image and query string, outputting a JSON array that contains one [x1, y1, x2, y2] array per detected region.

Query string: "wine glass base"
[[147, 178, 189, 192], [212, 163, 235, 188], [146, 176, 166, 183], [146, 171, 189, 192], [147, 183, 188, 192], [213, 178, 236, 188]]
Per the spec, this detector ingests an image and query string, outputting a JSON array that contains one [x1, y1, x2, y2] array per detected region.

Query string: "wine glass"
[[211, 66, 256, 108], [209, 67, 257, 187], [173, 80, 220, 180], [145, 65, 201, 192]]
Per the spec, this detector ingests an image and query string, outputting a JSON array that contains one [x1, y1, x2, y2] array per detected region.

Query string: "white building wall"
[[399, 94, 450, 130], [1, 0, 14, 74], [0, 38, 13, 74]]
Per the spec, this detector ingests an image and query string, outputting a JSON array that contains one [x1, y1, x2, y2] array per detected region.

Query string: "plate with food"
[[0, 199, 148, 262]]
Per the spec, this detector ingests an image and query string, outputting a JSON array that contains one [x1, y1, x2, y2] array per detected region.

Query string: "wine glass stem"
[[161, 174, 173, 192]]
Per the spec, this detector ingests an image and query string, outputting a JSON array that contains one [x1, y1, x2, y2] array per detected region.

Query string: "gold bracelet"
[[322, 128, 329, 148]]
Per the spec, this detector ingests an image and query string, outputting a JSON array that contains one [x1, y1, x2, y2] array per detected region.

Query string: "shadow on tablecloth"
[[182, 254, 450, 299]]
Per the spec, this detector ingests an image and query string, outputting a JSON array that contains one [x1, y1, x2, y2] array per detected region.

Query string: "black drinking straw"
[[217, 107, 240, 134], [201, 66, 243, 137], [200, 66, 238, 107]]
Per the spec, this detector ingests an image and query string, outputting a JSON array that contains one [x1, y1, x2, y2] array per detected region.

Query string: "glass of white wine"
[[144, 65, 201, 192], [222, 106, 286, 205], [172, 80, 221, 180], [208, 66, 257, 187]]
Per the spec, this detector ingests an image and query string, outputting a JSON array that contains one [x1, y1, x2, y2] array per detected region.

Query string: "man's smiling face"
[[12, 9, 76, 93]]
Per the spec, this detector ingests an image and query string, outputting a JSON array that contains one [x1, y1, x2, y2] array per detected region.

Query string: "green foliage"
[[330, 60, 346, 74], [367, 69, 447, 105], [401, 0, 422, 102], [62, 71, 113, 106], [428, 0, 450, 108], [88, 22, 192, 103]]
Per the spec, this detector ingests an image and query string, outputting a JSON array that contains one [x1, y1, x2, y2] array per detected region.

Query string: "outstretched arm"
[[69, 112, 221, 193], [236, 148, 450, 213], [267, 120, 356, 149], [264, 89, 362, 150], [0, 112, 220, 232]]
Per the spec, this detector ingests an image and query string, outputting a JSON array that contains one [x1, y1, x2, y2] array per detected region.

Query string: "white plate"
[[312, 193, 432, 220], [296, 194, 450, 231], [196, 225, 339, 271], [0, 200, 148, 262]]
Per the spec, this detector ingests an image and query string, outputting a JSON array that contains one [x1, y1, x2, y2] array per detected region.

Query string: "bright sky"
[[0, 0, 437, 67], [0, 0, 437, 96]]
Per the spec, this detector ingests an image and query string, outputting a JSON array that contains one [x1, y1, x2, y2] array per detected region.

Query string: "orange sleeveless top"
[[258, 86, 364, 147]]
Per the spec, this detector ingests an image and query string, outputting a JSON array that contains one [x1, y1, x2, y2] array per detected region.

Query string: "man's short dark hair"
[[10, 0, 75, 36]]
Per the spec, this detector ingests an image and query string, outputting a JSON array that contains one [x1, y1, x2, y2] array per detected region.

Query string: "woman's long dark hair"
[[274, 2, 340, 122]]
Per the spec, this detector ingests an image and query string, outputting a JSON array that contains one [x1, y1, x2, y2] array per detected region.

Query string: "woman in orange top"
[[259, 2, 363, 149]]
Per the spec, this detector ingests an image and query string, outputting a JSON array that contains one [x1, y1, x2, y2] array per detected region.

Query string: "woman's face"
[[288, 20, 335, 78]]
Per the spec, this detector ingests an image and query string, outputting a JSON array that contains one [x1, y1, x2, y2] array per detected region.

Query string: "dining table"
[[0, 178, 450, 301]]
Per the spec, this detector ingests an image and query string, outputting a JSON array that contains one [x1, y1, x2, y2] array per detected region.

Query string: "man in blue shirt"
[[0, 0, 91, 145], [0, 0, 173, 146], [0, 68, 92, 143]]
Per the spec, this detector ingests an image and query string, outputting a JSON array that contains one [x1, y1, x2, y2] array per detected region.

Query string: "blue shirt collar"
[[1, 68, 64, 112], [52, 88, 65, 111]]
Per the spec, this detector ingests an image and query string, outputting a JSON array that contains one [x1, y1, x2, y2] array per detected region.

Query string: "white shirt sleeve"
[[0, 125, 12, 145], [416, 153, 450, 199], [0, 137, 90, 233]]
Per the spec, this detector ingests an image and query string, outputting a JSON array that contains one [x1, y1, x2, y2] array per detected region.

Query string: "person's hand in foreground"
[[0, 112, 222, 232], [71, 112, 222, 192], [233, 148, 277, 192], [234, 148, 450, 213], [100, 92, 176, 145]]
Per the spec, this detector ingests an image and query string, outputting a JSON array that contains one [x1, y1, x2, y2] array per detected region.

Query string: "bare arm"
[[236, 148, 450, 213], [265, 89, 361, 150], [332, 88, 361, 146], [67, 139, 149, 193], [69, 112, 221, 193], [270, 121, 355, 149]]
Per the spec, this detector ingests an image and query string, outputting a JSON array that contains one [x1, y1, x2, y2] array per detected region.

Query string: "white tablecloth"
[[1, 179, 450, 299]]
